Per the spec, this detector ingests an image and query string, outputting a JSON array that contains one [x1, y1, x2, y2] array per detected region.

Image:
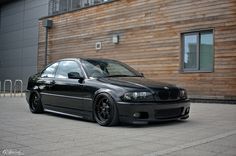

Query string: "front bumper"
[[117, 100, 190, 124]]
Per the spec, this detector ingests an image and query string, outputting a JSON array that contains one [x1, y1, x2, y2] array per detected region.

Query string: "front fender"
[[93, 88, 123, 102]]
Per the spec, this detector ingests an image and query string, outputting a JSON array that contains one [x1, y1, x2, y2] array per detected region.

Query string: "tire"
[[93, 93, 119, 126], [29, 92, 44, 113]]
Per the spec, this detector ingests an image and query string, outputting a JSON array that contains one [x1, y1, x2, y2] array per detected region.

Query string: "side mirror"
[[68, 72, 84, 83], [140, 73, 144, 77]]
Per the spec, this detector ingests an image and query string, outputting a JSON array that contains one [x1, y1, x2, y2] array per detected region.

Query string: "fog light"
[[185, 107, 190, 114], [133, 112, 141, 118]]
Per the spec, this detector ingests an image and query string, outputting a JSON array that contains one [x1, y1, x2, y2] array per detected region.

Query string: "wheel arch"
[[28, 89, 44, 113], [28, 89, 41, 104], [93, 88, 120, 104], [92, 89, 120, 121]]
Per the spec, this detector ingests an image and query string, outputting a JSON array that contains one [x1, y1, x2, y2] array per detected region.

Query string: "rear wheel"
[[94, 93, 119, 126], [29, 92, 44, 113]]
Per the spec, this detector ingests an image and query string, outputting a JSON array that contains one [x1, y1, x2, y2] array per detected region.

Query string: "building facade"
[[1, 0, 235, 100], [38, 0, 236, 101], [0, 0, 49, 90]]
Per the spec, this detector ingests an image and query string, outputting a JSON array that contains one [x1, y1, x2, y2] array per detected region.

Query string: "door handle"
[[50, 80, 56, 85], [47, 80, 55, 89], [44, 80, 55, 85], [44, 80, 55, 88]]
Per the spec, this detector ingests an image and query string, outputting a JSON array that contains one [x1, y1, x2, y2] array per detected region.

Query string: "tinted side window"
[[55, 61, 83, 79], [41, 62, 59, 78]]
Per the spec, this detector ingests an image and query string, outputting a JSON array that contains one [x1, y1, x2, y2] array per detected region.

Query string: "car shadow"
[[43, 111, 192, 128], [119, 120, 190, 128]]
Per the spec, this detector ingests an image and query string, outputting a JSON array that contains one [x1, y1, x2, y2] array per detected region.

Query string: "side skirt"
[[43, 104, 94, 121]]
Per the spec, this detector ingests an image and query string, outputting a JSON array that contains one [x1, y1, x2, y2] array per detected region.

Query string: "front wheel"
[[93, 93, 119, 126], [29, 92, 44, 113]]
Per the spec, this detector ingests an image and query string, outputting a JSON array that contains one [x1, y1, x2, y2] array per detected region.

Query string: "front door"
[[52, 60, 92, 114]]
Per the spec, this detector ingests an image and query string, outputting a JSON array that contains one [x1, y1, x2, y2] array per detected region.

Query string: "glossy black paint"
[[26, 58, 190, 124]]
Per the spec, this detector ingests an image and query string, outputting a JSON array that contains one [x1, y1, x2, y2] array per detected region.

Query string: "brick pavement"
[[0, 96, 235, 156]]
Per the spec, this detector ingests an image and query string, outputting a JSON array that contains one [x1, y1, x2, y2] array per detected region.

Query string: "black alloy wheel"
[[29, 92, 44, 113], [94, 93, 119, 126]]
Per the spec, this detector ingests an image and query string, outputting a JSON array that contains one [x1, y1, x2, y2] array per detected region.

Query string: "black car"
[[26, 58, 190, 126]]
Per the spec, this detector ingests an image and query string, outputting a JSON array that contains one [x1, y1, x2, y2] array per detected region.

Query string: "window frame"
[[180, 29, 215, 73], [48, 0, 114, 16]]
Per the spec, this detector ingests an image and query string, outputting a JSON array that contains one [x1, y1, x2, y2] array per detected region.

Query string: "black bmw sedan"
[[26, 58, 190, 126]]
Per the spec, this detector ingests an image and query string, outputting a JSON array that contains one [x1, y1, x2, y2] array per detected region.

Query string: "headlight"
[[179, 89, 187, 99], [121, 92, 154, 102]]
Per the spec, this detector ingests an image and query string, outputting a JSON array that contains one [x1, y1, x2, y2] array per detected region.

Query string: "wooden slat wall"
[[38, 0, 236, 100]]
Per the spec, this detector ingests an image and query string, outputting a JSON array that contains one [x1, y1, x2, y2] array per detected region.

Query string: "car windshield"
[[81, 59, 141, 78]]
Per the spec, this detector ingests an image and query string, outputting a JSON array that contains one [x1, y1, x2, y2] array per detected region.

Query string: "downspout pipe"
[[42, 19, 53, 67]]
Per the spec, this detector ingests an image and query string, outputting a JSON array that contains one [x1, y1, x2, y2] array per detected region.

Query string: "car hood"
[[98, 77, 177, 92]]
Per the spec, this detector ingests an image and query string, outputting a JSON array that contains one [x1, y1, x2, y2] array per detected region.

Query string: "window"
[[81, 59, 138, 78], [71, 0, 81, 9], [59, 0, 69, 12], [106, 62, 135, 76], [41, 63, 59, 78], [49, 0, 112, 15], [55, 61, 83, 79], [182, 30, 214, 72]]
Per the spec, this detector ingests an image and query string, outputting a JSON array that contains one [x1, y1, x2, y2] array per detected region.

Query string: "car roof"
[[57, 58, 79, 61], [58, 58, 117, 62]]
